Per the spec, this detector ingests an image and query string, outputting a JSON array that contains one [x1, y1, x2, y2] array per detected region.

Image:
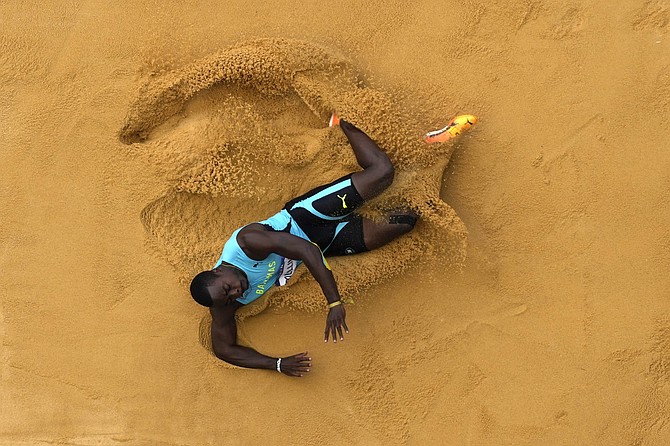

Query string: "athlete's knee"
[[376, 154, 395, 189], [389, 212, 418, 233]]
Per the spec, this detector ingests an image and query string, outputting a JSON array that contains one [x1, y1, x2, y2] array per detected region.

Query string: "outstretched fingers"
[[281, 352, 312, 377], [324, 306, 348, 343]]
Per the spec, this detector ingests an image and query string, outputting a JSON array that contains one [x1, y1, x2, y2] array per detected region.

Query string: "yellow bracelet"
[[327, 300, 343, 309]]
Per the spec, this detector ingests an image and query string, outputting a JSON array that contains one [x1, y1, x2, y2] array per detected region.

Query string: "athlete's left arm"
[[239, 230, 348, 342]]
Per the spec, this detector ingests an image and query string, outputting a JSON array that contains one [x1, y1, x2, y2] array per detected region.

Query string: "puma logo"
[[337, 193, 348, 209]]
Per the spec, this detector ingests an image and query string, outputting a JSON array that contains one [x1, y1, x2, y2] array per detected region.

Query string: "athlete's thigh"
[[322, 214, 368, 256], [323, 214, 411, 256], [284, 174, 364, 221]]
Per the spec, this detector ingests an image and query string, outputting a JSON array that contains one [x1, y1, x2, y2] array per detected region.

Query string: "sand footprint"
[[546, 7, 586, 40], [633, 1, 670, 32]]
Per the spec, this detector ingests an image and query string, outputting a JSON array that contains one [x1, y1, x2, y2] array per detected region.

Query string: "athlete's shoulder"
[[237, 223, 269, 244], [237, 224, 283, 259]]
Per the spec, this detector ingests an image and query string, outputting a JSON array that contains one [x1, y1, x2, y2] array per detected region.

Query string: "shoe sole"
[[424, 114, 478, 143]]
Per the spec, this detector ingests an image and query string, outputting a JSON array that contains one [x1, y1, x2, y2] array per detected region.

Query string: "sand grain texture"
[[1, 1, 670, 445]]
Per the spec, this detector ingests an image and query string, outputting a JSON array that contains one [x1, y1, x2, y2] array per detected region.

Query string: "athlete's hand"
[[324, 304, 349, 343], [279, 352, 311, 377]]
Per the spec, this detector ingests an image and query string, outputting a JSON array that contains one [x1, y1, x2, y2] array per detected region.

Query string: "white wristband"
[[276, 357, 282, 373]]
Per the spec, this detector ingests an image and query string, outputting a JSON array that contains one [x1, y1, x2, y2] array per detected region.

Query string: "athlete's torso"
[[213, 209, 308, 305]]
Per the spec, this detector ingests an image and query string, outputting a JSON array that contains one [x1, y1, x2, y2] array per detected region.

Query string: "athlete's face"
[[210, 267, 249, 306]]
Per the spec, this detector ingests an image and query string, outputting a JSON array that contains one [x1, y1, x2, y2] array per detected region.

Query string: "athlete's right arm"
[[210, 303, 311, 377]]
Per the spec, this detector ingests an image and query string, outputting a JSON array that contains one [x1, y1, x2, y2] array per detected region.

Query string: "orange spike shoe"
[[424, 114, 478, 144], [329, 113, 341, 127]]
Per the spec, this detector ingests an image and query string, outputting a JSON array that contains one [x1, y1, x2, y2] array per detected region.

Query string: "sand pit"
[[2, 1, 670, 445]]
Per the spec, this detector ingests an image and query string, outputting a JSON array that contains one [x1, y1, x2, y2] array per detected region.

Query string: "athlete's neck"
[[218, 261, 248, 279]]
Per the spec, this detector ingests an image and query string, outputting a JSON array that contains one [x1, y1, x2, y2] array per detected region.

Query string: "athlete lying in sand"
[[190, 117, 419, 377]]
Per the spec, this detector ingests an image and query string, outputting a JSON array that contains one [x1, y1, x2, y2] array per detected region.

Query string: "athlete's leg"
[[286, 120, 400, 254], [324, 211, 418, 256], [340, 120, 394, 200], [362, 212, 418, 250], [284, 174, 364, 250]]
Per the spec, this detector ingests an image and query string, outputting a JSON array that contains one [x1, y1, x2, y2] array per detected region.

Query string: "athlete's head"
[[190, 271, 217, 307], [190, 266, 249, 307]]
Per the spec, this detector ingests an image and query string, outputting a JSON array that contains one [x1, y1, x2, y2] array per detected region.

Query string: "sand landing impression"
[[2, 1, 670, 444], [119, 38, 469, 317]]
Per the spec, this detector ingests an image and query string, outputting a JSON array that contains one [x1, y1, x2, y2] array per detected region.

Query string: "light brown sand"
[[1, 1, 669, 445]]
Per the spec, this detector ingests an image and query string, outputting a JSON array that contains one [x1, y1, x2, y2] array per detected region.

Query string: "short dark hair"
[[190, 270, 217, 307]]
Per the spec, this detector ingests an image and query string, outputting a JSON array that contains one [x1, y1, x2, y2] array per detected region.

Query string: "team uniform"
[[214, 174, 369, 305]]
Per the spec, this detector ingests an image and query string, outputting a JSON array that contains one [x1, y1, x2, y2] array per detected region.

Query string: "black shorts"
[[284, 174, 369, 256]]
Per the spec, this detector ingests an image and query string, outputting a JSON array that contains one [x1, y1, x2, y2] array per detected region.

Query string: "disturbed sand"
[[2, 1, 670, 445]]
